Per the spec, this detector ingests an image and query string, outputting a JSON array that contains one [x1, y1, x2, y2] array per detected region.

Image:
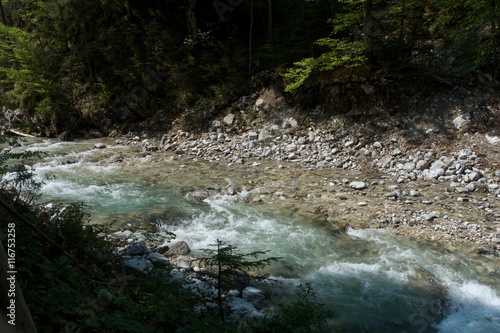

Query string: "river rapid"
[[16, 137, 500, 333]]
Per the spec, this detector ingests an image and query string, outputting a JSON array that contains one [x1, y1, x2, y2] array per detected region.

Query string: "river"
[[16, 138, 500, 332]]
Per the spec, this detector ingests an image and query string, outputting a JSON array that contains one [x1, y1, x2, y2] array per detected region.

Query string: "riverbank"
[[99, 86, 500, 257]]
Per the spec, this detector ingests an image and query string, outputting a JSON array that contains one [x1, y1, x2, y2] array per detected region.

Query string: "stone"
[[212, 120, 221, 128], [226, 297, 264, 323], [486, 133, 500, 144], [223, 113, 235, 125], [465, 183, 476, 192], [349, 181, 366, 190], [409, 189, 421, 197], [121, 257, 154, 276], [488, 184, 499, 190], [286, 117, 298, 128], [248, 132, 258, 140], [403, 162, 416, 171], [285, 144, 297, 152], [468, 171, 481, 182], [452, 113, 470, 130], [422, 212, 438, 221], [392, 148, 402, 156], [242, 286, 266, 305], [416, 159, 430, 171], [192, 190, 209, 201], [123, 242, 151, 255], [258, 129, 272, 143], [147, 252, 170, 266], [423, 168, 445, 180], [164, 241, 191, 257], [94, 143, 106, 149]]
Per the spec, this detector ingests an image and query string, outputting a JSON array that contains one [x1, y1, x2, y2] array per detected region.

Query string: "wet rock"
[[94, 143, 106, 149], [192, 190, 209, 201], [164, 241, 191, 257]]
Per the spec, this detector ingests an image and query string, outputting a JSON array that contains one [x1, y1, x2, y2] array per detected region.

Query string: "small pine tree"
[[200, 239, 281, 322]]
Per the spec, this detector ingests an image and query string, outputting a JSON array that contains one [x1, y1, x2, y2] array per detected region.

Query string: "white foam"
[[436, 282, 500, 333]]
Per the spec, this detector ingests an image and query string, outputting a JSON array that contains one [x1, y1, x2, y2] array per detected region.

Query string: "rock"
[[242, 286, 266, 305], [122, 257, 154, 276], [123, 241, 151, 255], [486, 133, 500, 144], [392, 148, 402, 156], [285, 144, 297, 152], [465, 183, 476, 192], [94, 143, 106, 149], [258, 129, 272, 143], [403, 162, 416, 171], [147, 252, 170, 266], [416, 160, 430, 171], [488, 184, 499, 190], [164, 241, 191, 257], [468, 171, 481, 182], [409, 189, 421, 197], [226, 297, 265, 323], [453, 113, 470, 130], [422, 212, 438, 221], [285, 117, 298, 128], [358, 201, 369, 206], [349, 181, 366, 190], [192, 190, 209, 201], [423, 168, 445, 180], [223, 113, 235, 125], [211, 120, 221, 129], [248, 132, 258, 140]]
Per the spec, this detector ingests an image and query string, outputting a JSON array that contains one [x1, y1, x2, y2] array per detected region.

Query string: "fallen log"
[[6, 129, 36, 138]]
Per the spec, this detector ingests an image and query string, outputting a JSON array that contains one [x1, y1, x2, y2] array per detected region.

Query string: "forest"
[[1, 0, 499, 136]]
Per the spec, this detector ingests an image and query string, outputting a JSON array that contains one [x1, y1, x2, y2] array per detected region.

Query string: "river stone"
[[226, 297, 265, 323], [349, 181, 366, 190], [258, 129, 272, 143], [164, 241, 191, 257], [416, 159, 430, 171], [423, 168, 445, 180], [242, 286, 266, 305], [123, 241, 151, 255], [223, 113, 235, 125], [403, 162, 416, 171], [468, 171, 481, 182], [453, 113, 470, 130], [248, 132, 258, 140], [94, 143, 106, 149], [147, 252, 170, 266], [122, 257, 154, 276], [192, 190, 209, 201]]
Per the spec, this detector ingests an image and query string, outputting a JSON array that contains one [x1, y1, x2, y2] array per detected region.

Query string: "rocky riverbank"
[[98, 86, 500, 257]]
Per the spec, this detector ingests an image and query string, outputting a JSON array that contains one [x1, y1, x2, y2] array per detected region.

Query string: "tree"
[[201, 239, 281, 322]]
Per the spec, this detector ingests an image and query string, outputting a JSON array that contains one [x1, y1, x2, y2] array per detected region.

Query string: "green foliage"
[[284, 39, 366, 92], [250, 283, 333, 333], [201, 239, 281, 322]]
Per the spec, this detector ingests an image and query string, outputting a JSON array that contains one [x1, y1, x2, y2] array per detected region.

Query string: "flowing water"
[[11, 138, 500, 332]]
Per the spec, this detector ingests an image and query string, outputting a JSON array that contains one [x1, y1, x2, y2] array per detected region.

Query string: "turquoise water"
[[15, 139, 500, 332]]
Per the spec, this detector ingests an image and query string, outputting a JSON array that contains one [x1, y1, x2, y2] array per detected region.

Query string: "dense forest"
[[1, 0, 499, 136]]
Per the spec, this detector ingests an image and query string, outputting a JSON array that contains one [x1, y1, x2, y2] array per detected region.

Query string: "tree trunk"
[[267, 0, 272, 43], [362, 0, 375, 64], [249, 0, 254, 74], [0, 0, 7, 26], [186, 0, 197, 41]]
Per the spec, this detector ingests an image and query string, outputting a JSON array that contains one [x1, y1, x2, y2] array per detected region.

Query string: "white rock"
[[349, 181, 366, 190]]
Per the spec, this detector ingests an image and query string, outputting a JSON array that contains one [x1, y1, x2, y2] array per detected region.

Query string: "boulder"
[[223, 113, 235, 125], [164, 241, 191, 257], [122, 241, 151, 255], [147, 252, 170, 266], [225, 297, 265, 323], [122, 257, 154, 276], [242, 286, 266, 306], [258, 129, 272, 143]]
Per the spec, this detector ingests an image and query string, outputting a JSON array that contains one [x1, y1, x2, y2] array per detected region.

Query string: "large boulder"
[[163, 241, 191, 257]]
